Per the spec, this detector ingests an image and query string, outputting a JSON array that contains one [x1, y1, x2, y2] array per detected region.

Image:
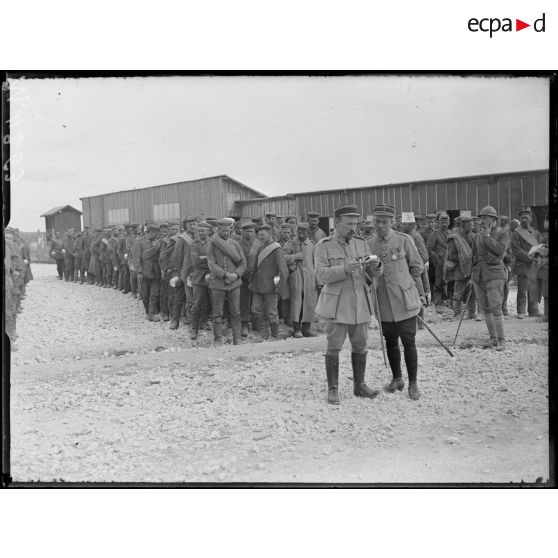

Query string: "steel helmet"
[[478, 205, 498, 218]]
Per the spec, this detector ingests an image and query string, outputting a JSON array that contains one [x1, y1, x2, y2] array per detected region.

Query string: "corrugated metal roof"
[[235, 168, 549, 203], [79, 174, 267, 201], [40, 205, 83, 217]]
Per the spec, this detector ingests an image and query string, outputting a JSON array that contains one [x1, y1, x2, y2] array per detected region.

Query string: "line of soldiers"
[[47, 211, 330, 346], [4, 227, 34, 350]]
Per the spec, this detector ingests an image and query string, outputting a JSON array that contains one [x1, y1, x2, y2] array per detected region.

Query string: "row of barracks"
[[77, 169, 549, 233]]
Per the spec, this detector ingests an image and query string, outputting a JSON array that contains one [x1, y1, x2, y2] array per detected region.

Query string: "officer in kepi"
[[367, 204, 425, 400], [314, 204, 384, 405]]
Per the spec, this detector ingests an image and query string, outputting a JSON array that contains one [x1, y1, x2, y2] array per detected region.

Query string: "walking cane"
[[364, 268, 388, 370], [453, 286, 473, 347], [416, 315, 454, 357]]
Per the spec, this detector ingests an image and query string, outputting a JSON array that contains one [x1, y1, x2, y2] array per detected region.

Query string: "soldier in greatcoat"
[[132, 223, 162, 320], [188, 222, 212, 339], [250, 224, 289, 340], [207, 219, 247, 345], [238, 221, 261, 337], [426, 212, 450, 312], [282, 222, 319, 338], [62, 229, 75, 282], [49, 231, 65, 280], [314, 204, 384, 405]]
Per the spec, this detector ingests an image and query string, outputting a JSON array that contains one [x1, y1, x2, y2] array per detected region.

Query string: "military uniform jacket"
[[132, 238, 161, 279], [250, 241, 289, 296], [367, 230, 424, 323], [116, 237, 128, 266], [172, 233, 194, 283], [159, 237, 177, 279], [207, 236, 247, 291], [426, 229, 449, 263], [62, 237, 74, 258], [49, 238, 64, 260], [511, 226, 541, 277], [308, 226, 326, 245], [446, 231, 473, 281], [189, 239, 211, 285], [314, 233, 382, 324], [471, 227, 510, 283], [239, 237, 261, 284]]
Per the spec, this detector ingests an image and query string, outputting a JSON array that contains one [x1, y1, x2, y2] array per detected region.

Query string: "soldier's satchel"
[[401, 281, 421, 311]]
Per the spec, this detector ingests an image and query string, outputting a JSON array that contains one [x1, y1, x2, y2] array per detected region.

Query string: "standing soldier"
[[207, 219, 247, 345], [264, 212, 280, 241], [188, 222, 212, 339], [118, 224, 132, 293], [527, 242, 549, 323], [157, 223, 172, 321], [133, 224, 161, 321], [171, 217, 197, 324], [250, 224, 289, 340], [128, 224, 140, 297], [307, 211, 326, 244], [5, 228, 21, 347], [238, 221, 261, 337], [400, 212, 430, 328], [283, 222, 319, 338], [49, 231, 65, 280], [99, 229, 111, 287], [162, 223, 182, 329], [511, 206, 543, 319], [426, 212, 450, 313], [109, 227, 121, 289], [314, 204, 384, 405], [367, 205, 425, 400], [72, 231, 84, 283], [13, 229, 33, 293], [82, 227, 92, 284], [89, 229, 102, 286], [471, 205, 510, 350], [62, 228, 75, 282], [445, 215, 477, 319]]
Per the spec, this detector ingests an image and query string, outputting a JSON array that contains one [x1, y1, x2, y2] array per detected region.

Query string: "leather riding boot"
[[385, 376, 405, 393], [325, 354, 340, 405], [351, 352, 379, 399], [170, 305, 180, 330], [301, 322, 316, 337], [213, 318, 223, 345], [241, 322, 250, 337], [293, 322, 303, 338], [270, 321, 280, 339]]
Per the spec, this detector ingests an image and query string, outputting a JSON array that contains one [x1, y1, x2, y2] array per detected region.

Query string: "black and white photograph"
[[3, 73, 551, 485]]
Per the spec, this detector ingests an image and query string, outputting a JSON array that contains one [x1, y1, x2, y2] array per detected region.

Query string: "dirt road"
[[8, 264, 550, 483]]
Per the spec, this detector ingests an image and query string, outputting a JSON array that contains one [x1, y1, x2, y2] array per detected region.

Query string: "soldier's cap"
[[285, 215, 297, 222], [371, 204, 394, 218], [364, 220, 374, 228], [158, 222, 169, 229], [117, 225, 126, 231], [335, 204, 361, 218], [197, 222, 211, 230], [458, 215, 473, 223], [95, 228, 103, 232], [217, 218, 234, 227], [401, 212, 415, 224], [183, 216, 197, 224], [297, 221, 309, 231], [132, 222, 140, 227], [280, 223, 292, 230], [241, 221, 256, 230], [414, 215, 424, 221], [256, 224, 272, 232], [204, 216, 217, 221], [500, 215, 509, 222], [518, 206, 531, 216], [307, 211, 320, 218], [426, 213, 436, 220], [146, 224, 160, 232], [265, 212, 276, 218], [437, 212, 450, 221]]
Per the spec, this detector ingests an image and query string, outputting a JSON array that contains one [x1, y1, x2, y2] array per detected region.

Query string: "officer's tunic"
[[367, 230, 424, 322], [314, 232, 381, 324]]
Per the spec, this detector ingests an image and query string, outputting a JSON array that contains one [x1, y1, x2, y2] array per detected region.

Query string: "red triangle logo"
[[516, 19, 530, 31]]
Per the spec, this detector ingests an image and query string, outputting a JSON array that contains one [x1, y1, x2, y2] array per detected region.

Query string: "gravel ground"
[[9, 264, 550, 483]]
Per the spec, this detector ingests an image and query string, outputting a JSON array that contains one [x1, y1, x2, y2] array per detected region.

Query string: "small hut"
[[40, 205, 82, 235]]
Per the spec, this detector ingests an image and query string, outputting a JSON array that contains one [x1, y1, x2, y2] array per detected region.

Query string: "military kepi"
[[334, 204, 360, 218], [371, 204, 395, 217]]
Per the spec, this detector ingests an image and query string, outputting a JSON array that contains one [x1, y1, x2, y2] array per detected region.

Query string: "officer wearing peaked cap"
[[314, 204, 384, 405], [367, 204, 425, 400]]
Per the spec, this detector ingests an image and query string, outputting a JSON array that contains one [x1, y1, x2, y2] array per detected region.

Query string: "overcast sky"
[[8, 75, 549, 231]]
